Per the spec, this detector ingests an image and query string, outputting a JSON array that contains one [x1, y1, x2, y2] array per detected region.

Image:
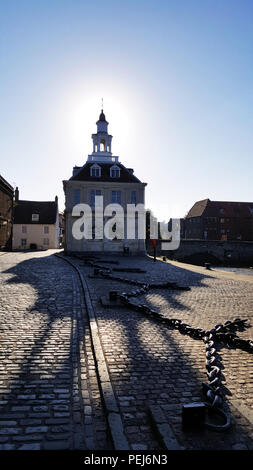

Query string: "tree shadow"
[[78, 254, 253, 450], [0, 253, 110, 450], [0, 253, 252, 450]]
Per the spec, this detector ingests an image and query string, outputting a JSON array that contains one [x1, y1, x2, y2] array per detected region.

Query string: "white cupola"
[[88, 109, 119, 163]]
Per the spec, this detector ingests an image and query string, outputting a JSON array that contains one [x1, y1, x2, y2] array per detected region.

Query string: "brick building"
[[184, 199, 253, 241], [0, 175, 14, 250]]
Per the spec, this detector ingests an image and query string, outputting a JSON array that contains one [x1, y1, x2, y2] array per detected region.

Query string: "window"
[[90, 189, 102, 206], [90, 164, 101, 177], [44, 226, 49, 234], [74, 189, 80, 205], [100, 139, 106, 152], [22, 226, 27, 233], [110, 165, 120, 178], [32, 214, 39, 222], [219, 208, 225, 214], [131, 191, 136, 204], [221, 229, 225, 234], [21, 239, 27, 247], [205, 217, 217, 224], [220, 218, 225, 224], [111, 191, 121, 204], [43, 238, 49, 245]]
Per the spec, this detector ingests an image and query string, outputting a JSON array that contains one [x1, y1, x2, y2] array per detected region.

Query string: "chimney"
[[55, 195, 58, 204], [14, 187, 19, 202]]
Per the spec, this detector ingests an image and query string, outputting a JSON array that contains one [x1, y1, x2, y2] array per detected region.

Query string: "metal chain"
[[89, 263, 253, 431]]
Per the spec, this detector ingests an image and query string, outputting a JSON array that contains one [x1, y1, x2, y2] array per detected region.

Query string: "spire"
[[98, 98, 106, 122], [99, 109, 106, 122], [88, 107, 119, 163]]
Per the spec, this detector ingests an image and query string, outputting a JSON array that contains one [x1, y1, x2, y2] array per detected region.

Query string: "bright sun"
[[65, 80, 141, 162]]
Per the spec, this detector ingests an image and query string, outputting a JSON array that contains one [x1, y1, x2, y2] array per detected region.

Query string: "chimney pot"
[[14, 187, 19, 202]]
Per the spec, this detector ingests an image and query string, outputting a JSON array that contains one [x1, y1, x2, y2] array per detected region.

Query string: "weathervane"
[[101, 97, 103, 110]]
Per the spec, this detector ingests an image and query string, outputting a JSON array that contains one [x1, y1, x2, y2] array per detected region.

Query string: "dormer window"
[[90, 164, 101, 178], [32, 214, 39, 222], [110, 165, 120, 178]]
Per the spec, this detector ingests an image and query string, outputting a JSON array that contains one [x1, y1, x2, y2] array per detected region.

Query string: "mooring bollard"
[[109, 291, 118, 301], [182, 402, 206, 430]]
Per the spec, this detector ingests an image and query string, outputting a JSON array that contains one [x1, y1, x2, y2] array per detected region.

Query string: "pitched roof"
[[70, 162, 142, 183], [0, 174, 14, 195], [186, 199, 253, 219], [186, 199, 210, 218], [14, 200, 58, 224]]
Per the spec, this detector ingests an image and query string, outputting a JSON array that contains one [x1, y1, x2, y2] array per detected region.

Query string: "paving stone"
[[12, 406, 31, 411], [19, 443, 41, 450], [232, 443, 248, 450], [0, 428, 22, 435], [0, 421, 17, 426], [50, 425, 71, 433], [45, 418, 70, 425], [0, 444, 15, 450], [44, 440, 70, 450], [20, 419, 42, 426], [46, 433, 70, 441], [25, 426, 48, 434]]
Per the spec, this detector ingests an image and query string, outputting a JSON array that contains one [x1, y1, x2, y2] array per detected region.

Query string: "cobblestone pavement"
[[1, 251, 253, 451], [72, 254, 253, 451], [0, 251, 110, 451]]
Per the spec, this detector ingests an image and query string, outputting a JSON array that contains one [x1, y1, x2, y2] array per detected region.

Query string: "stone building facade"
[[0, 175, 14, 250], [13, 190, 60, 250], [63, 110, 147, 254]]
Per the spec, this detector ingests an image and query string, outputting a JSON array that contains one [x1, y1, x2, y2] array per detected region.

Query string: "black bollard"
[[182, 402, 206, 430], [109, 291, 118, 301]]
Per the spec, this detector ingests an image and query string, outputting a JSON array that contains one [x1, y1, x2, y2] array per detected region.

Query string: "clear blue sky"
[[1, 0, 252, 220]]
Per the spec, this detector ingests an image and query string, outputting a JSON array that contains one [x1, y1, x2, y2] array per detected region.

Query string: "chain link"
[[87, 262, 253, 431]]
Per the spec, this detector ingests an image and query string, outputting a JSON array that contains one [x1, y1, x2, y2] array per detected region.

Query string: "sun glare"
[[65, 82, 140, 163]]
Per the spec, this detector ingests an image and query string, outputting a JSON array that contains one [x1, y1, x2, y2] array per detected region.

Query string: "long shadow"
[[78, 255, 253, 450], [1, 253, 252, 450], [0, 252, 110, 450]]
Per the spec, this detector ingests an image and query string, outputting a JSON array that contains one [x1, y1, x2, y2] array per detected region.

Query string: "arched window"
[[100, 139, 106, 152]]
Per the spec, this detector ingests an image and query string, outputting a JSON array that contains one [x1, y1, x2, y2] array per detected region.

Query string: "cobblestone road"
[[1, 251, 253, 451], [75, 254, 253, 451], [0, 251, 110, 450]]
